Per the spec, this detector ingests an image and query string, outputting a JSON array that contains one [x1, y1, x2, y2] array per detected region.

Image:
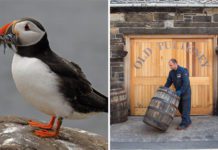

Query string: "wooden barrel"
[[143, 86, 180, 131], [111, 88, 128, 124]]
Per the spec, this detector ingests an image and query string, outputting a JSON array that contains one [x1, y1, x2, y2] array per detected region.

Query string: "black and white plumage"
[[0, 18, 108, 120]]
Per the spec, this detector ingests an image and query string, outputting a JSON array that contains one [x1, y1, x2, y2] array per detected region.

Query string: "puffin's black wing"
[[39, 50, 92, 95], [38, 50, 108, 113], [76, 88, 108, 113]]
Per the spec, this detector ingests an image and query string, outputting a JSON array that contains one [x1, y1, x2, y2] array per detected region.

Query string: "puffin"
[[0, 18, 108, 138]]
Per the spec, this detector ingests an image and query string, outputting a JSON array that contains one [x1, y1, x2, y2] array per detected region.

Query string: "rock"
[[0, 116, 107, 150]]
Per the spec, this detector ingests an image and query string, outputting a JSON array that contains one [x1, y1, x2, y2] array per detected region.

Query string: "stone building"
[[110, 0, 218, 123]]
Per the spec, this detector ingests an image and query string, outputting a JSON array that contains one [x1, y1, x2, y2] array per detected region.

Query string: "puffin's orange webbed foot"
[[33, 117, 63, 138], [34, 129, 58, 138], [29, 121, 53, 129], [28, 116, 56, 129]]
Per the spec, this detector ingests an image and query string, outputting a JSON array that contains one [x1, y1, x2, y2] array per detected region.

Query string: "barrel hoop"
[[156, 89, 180, 101], [157, 87, 180, 100], [147, 106, 174, 120], [144, 115, 169, 131], [110, 91, 126, 96], [152, 97, 178, 110], [110, 98, 127, 104], [159, 86, 177, 95]]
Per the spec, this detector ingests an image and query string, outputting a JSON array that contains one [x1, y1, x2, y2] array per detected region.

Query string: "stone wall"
[[111, 7, 218, 35]]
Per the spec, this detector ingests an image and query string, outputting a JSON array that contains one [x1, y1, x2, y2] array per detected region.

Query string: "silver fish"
[[0, 34, 16, 54]]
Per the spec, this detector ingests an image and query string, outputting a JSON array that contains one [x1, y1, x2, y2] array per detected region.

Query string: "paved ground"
[[111, 116, 218, 149]]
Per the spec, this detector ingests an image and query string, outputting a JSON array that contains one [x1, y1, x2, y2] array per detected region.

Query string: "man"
[[164, 59, 192, 130]]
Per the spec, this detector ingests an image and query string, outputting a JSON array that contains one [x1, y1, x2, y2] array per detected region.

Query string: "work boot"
[[176, 122, 191, 130]]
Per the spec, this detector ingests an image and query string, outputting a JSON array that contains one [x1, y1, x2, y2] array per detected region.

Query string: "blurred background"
[[0, 0, 108, 137]]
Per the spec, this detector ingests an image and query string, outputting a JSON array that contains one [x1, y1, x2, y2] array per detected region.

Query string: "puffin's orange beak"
[[0, 22, 14, 36]]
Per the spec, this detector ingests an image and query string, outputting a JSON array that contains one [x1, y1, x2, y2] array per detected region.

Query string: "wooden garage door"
[[130, 37, 213, 115]]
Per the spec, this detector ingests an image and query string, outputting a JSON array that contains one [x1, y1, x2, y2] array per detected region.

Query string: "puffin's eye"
[[24, 24, 30, 31]]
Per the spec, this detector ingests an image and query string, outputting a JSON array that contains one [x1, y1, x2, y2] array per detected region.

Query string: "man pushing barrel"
[[164, 59, 192, 130]]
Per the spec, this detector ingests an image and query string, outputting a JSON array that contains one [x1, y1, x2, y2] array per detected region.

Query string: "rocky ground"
[[0, 116, 107, 150]]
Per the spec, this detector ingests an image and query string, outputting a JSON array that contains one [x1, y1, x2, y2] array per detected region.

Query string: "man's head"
[[168, 58, 178, 70]]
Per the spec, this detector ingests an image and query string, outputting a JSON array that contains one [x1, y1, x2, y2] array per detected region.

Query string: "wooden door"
[[130, 37, 213, 115]]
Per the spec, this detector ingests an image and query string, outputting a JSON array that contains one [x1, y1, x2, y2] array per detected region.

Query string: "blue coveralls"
[[164, 65, 192, 126]]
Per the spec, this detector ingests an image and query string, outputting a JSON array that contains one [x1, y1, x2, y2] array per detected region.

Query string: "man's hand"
[[176, 90, 181, 97]]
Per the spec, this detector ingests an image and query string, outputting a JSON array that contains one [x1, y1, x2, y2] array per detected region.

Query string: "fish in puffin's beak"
[[0, 21, 17, 52]]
